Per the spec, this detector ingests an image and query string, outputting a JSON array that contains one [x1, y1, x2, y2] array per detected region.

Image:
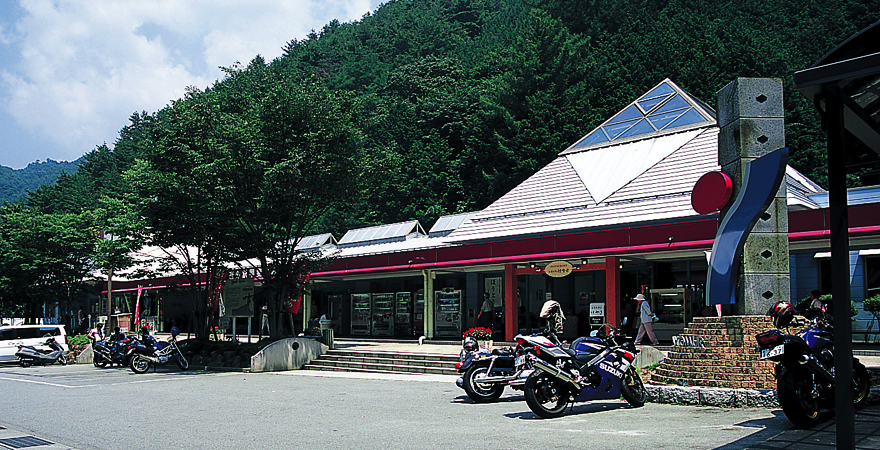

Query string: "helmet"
[[171, 327, 180, 337], [768, 301, 795, 328], [462, 336, 479, 352]]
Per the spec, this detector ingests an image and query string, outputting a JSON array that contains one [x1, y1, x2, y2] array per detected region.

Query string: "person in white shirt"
[[634, 294, 659, 345]]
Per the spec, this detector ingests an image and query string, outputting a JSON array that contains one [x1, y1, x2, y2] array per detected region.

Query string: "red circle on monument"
[[692, 171, 733, 214]]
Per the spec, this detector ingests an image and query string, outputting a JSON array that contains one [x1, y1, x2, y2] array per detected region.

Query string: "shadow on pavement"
[[717, 403, 880, 449]]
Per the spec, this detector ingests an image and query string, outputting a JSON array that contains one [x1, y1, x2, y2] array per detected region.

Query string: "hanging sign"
[[544, 261, 573, 278]]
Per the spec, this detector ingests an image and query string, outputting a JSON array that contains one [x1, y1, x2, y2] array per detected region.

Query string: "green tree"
[[0, 204, 98, 321], [128, 57, 381, 338]]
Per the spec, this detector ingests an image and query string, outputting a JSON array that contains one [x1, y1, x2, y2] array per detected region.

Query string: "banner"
[[133, 286, 143, 326]]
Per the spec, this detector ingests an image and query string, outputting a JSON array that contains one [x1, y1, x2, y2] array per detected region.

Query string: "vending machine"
[[394, 292, 413, 336], [350, 293, 371, 335], [434, 290, 462, 338], [371, 293, 394, 336], [413, 290, 424, 337]]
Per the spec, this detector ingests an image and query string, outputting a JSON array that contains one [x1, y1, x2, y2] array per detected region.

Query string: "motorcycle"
[[756, 304, 871, 428], [94, 335, 138, 368], [455, 337, 534, 403], [520, 324, 645, 418], [128, 328, 189, 374], [16, 337, 69, 367]]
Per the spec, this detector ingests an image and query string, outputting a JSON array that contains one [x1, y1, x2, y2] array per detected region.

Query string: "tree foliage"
[[127, 58, 379, 338]]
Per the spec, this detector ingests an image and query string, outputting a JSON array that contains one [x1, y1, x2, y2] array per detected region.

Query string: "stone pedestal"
[[649, 316, 776, 390]]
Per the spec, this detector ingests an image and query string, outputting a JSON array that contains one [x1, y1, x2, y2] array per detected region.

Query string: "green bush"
[[67, 334, 90, 346], [865, 294, 880, 313]]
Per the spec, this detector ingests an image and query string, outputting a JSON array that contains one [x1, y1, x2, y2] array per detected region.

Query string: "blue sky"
[[0, 0, 383, 169]]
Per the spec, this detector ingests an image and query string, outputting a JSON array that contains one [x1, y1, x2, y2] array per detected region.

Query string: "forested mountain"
[[0, 159, 80, 203], [22, 0, 880, 235]]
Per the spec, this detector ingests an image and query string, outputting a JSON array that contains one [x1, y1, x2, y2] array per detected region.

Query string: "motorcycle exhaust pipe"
[[476, 375, 518, 383], [799, 354, 834, 382], [530, 357, 582, 390]]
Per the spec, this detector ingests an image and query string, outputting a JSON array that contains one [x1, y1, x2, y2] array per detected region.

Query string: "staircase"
[[303, 348, 460, 375], [650, 316, 777, 389]]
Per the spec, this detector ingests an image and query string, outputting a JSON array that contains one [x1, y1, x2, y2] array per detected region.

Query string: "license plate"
[[515, 356, 525, 367], [761, 345, 784, 359]]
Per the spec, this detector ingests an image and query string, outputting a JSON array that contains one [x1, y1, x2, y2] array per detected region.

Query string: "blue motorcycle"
[[128, 328, 189, 374], [519, 324, 645, 418], [757, 302, 871, 428]]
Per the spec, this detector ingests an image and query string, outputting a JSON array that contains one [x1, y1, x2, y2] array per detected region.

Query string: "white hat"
[[634, 294, 646, 301]]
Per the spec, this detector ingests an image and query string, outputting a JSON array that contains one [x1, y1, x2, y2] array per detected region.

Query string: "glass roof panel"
[[433, 216, 451, 231], [603, 118, 640, 139], [652, 94, 689, 114], [564, 80, 714, 152], [647, 109, 688, 130], [637, 94, 672, 113], [606, 105, 643, 125], [572, 128, 609, 148], [617, 118, 656, 139], [665, 108, 708, 130], [641, 82, 675, 101]]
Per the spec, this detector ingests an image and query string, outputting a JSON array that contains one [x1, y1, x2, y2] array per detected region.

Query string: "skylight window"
[[567, 80, 713, 152]]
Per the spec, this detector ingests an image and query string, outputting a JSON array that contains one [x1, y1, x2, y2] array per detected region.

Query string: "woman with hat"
[[634, 294, 659, 345]]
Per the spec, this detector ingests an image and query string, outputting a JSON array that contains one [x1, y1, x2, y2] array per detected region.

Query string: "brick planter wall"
[[650, 316, 777, 389]]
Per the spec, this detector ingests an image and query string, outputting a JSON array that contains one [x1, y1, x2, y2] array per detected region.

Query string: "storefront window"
[[867, 257, 880, 299]]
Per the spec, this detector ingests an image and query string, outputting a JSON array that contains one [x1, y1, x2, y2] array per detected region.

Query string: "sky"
[[0, 0, 383, 170]]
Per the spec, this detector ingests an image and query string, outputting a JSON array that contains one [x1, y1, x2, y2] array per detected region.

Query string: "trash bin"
[[319, 319, 331, 331]]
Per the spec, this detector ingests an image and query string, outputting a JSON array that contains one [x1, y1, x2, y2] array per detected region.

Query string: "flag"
[[134, 286, 143, 326]]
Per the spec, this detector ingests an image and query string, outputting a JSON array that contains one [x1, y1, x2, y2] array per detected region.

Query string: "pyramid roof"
[[447, 79, 822, 243]]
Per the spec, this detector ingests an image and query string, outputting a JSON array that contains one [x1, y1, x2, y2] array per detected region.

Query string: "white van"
[[0, 324, 69, 363]]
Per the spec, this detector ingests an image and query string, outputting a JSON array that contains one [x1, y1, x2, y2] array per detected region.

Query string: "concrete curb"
[[645, 384, 880, 408]]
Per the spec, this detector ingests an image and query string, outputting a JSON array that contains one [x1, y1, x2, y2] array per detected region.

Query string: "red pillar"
[[504, 264, 518, 341], [605, 256, 620, 328]]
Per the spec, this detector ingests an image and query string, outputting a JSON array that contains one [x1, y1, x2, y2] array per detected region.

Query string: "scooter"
[[16, 337, 69, 367]]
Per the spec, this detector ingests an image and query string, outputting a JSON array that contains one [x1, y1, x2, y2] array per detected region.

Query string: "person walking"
[[634, 294, 659, 345]]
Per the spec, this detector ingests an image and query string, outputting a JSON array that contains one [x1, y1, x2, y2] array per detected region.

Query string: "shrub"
[[864, 294, 880, 314]]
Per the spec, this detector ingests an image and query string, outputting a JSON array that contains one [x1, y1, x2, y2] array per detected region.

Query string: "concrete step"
[[303, 349, 459, 375]]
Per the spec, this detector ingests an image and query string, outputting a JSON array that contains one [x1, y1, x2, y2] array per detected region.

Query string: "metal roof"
[[295, 233, 337, 251], [338, 220, 426, 248]]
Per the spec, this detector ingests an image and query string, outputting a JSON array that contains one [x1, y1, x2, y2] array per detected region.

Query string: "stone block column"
[[716, 78, 790, 315]]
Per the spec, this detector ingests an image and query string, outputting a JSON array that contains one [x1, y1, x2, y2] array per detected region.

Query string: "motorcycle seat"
[[491, 348, 514, 356]]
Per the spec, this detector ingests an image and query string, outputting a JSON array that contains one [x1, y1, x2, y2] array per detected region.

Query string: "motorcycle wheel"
[[94, 356, 108, 368], [853, 361, 871, 408], [620, 367, 646, 407], [59, 354, 68, 366], [130, 354, 150, 374], [177, 354, 189, 371], [19, 359, 32, 368], [463, 365, 505, 403], [524, 372, 569, 418], [777, 369, 821, 428]]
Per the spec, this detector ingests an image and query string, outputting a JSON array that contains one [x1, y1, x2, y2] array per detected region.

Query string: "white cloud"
[[0, 0, 380, 168]]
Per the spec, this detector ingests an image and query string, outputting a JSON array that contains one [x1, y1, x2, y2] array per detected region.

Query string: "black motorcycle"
[[93, 335, 138, 368], [756, 305, 871, 428], [128, 328, 189, 374], [15, 337, 69, 367], [519, 324, 645, 418], [456, 342, 533, 403]]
